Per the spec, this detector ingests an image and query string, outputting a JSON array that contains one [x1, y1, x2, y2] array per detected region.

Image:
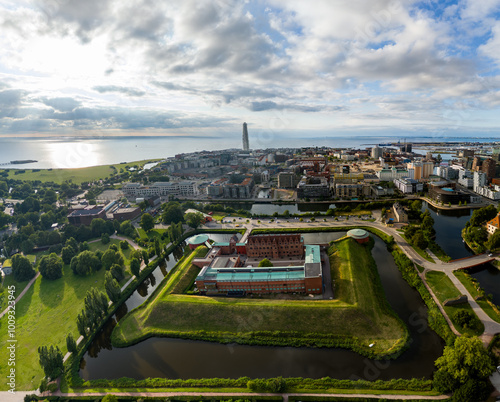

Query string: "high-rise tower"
[[242, 122, 249, 151]]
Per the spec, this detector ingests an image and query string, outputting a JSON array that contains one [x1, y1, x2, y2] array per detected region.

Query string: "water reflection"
[[80, 234, 444, 381]]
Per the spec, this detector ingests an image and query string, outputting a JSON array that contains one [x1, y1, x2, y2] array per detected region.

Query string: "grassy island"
[[111, 236, 408, 358]]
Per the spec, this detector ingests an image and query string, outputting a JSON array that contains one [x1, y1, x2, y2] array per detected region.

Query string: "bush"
[[453, 310, 478, 329], [101, 233, 110, 244]]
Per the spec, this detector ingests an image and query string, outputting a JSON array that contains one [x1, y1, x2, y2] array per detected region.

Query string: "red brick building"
[[246, 234, 304, 259]]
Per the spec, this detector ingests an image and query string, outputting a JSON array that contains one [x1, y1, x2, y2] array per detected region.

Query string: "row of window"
[[218, 286, 305, 291]]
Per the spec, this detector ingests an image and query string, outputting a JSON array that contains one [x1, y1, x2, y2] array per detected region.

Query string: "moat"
[[79, 204, 500, 381]]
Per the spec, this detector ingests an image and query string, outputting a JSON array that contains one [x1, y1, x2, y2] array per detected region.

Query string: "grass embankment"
[[425, 271, 484, 336], [112, 238, 408, 358], [454, 270, 500, 323], [0, 159, 161, 184]]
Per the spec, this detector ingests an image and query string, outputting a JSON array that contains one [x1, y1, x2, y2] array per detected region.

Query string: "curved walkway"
[[215, 213, 500, 341], [52, 391, 449, 401]]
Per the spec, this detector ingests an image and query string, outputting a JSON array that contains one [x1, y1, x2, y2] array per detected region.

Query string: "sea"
[[0, 134, 499, 169]]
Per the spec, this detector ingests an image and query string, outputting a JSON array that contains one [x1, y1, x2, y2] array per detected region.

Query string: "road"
[[208, 211, 500, 341]]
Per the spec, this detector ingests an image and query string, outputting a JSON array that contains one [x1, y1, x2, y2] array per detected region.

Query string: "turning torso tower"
[[242, 122, 249, 151]]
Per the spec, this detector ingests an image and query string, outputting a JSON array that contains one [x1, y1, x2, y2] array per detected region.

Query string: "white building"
[[458, 169, 473, 188], [123, 181, 199, 198], [377, 167, 409, 181], [473, 171, 487, 192], [394, 178, 424, 194]]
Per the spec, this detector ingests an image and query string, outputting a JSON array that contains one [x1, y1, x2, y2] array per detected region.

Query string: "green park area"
[[0, 159, 161, 184], [0, 238, 137, 390], [454, 269, 500, 323], [111, 236, 408, 358], [425, 271, 484, 336]]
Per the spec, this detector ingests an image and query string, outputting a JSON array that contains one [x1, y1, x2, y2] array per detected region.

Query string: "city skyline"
[[1, 1, 500, 141]]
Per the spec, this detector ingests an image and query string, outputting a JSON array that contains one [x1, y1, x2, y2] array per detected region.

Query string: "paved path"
[[52, 391, 449, 400], [0, 272, 40, 319], [213, 213, 500, 340]]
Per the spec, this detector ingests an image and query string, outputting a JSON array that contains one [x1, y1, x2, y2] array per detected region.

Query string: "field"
[[425, 271, 484, 336], [0, 237, 140, 390], [0, 264, 110, 390], [1, 159, 161, 184], [112, 237, 407, 357]]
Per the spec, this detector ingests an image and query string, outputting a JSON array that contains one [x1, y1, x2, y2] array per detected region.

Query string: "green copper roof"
[[347, 229, 369, 239], [305, 245, 321, 264], [187, 234, 209, 244]]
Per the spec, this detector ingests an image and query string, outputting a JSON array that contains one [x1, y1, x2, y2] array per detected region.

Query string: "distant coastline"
[[0, 135, 498, 170], [9, 159, 37, 165]]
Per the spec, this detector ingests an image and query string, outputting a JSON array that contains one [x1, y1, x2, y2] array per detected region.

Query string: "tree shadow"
[[39, 276, 65, 308]]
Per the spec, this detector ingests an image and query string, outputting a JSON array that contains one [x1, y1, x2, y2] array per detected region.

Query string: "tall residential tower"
[[242, 122, 249, 151]]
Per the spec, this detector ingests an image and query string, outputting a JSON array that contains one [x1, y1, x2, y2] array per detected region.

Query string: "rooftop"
[[347, 228, 369, 239], [187, 234, 209, 245]]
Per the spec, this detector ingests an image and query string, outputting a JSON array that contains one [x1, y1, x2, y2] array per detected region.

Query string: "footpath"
[[51, 390, 450, 401]]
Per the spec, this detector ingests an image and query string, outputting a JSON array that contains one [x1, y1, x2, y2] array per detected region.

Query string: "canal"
[[424, 202, 500, 305], [79, 202, 500, 381], [80, 233, 444, 381]]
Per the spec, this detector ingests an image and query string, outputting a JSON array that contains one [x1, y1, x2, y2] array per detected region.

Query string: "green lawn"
[[425, 271, 484, 336], [0, 159, 161, 184], [0, 275, 30, 312], [137, 228, 168, 245], [112, 238, 407, 357], [454, 270, 500, 323], [0, 264, 111, 390]]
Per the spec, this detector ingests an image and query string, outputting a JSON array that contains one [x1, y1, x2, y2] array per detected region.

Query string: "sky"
[[1, 0, 500, 142]]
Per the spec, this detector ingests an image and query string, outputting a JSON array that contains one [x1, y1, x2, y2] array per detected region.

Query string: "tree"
[[161, 203, 184, 224], [412, 231, 428, 250], [101, 249, 118, 270], [12, 254, 36, 282], [142, 249, 149, 265], [434, 336, 494, 393], [185, 212, 204, 229], [258, 258, 273, 267], [470, 204, 497, 227], [120, 240, 129, 250], [101, 395, 119, 402], [70, 250, 101, 276], [154, 238, 161, 256], [66, 333, 77, 354], [453, 310, 479, 329], [101, 232, 110, 244], [140, 213, 155, 232], [104, 272, 121, 302], [110, 264, 125, 281], [65, 237, 79, 252], [38, 253, 63, 280], [130, 258, 141, 277], [38, 345, 64, 380], [486, 230, 500, 252], [20, 239, 34, 255]]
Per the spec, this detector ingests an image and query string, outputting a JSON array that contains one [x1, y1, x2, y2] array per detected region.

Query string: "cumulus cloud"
[[93, 86, 146, 97], [0, 0, 499, 135], [40, 97, 81, 112]]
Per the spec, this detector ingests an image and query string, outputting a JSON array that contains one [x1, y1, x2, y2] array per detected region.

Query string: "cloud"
[[247, 100, 342, 112], [40, 97, 81, 112], [93, 85, 146, 97]]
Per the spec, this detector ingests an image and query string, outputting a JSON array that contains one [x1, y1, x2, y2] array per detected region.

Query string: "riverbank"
[[111, 236, 409, 359]]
